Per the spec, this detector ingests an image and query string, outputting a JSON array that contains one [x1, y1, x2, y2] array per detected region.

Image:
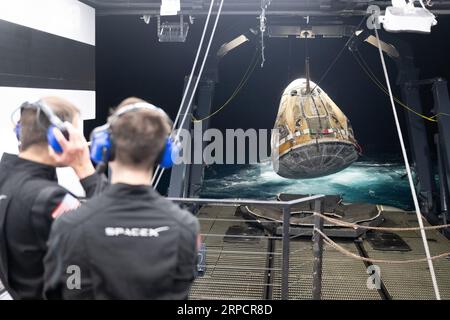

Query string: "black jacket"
[[43, 183, 199, 300], [0, 153, 102, 300]]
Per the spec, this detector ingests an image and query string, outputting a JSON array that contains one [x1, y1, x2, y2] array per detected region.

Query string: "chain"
[[259, 0, 271, 67]]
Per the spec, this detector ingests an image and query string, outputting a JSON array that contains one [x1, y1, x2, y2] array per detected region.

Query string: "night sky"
[[90, 14, 450, 158]]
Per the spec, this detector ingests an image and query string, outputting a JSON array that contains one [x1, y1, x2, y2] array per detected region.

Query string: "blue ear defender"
[[14, 101, 67, 154], [89, 124, 113, 164], [159, 137, 180, 169], [89, 103, 178, 168], [14, 123, 20, 141], [46, 125, 65, 153]]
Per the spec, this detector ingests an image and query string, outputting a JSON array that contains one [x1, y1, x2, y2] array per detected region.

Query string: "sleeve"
[[175, 211, 200, 282], [79, 173, 109, 198], [43, 220, 94, 300], [30, 186, 80, 250], [42, 229, 65, 300]]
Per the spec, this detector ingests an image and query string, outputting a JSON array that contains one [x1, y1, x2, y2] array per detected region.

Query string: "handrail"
[[167, 194, 325, 208], [169, 194, 325, 300]]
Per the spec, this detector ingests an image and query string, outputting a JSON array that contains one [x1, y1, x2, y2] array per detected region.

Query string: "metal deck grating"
[[271, 241, 381, 300], [363, 211, 450, 300], [190, 205, 450, 300], [190, 206, 269, 300]]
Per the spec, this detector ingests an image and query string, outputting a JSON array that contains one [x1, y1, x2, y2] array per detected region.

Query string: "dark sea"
[[199, 156, 415, 210]]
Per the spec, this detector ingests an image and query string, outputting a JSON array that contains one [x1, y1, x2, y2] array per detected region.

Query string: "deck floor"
[[191, 205, 450, 300]]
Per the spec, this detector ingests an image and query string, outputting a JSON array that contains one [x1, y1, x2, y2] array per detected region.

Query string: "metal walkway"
[[190, 205, 450, 300]]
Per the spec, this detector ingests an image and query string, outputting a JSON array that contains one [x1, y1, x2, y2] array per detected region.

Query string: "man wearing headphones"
[[0, 97, 103, 300], [43, 97, 200, 300]]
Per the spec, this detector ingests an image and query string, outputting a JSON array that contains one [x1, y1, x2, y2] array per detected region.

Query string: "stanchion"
[[312, 199, 324, 300], [281, 206, 291, 300]]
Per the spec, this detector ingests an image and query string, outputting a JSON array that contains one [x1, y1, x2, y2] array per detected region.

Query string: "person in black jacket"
[[43, 97, 200, 300], [0, 97, 102, 300]]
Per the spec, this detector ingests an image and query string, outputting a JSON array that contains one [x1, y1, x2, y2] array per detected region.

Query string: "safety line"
[[315, 228, 450, 265], [153, 0, 226, 189], [313, 212, 450, 231], [352, 50, 438, 122], [310, 15, 366, 93], [192, 49, 259, 123], [374, 27, 441, 300], [151, 0, 215, 186]]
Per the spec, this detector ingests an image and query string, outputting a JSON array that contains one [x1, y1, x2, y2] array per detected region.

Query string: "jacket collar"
[[106, 183, 158, 198], [0, 153, 57, 181]]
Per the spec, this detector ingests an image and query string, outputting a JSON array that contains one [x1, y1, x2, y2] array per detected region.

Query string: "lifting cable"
[[192, 49, 260, 123], [374, 26, 441, 300], [310, 15, 366, 93], [352, 49, 439, 122], [151, 0, 215, 186], [153, 0, 225, 189]]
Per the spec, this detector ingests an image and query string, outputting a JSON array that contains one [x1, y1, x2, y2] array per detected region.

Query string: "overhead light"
[[160, 0, 180, 16], [157, 15, 189, 42], [378, 0, 437, 33]]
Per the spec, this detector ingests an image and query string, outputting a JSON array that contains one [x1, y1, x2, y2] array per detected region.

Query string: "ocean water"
[[199, 157, 415, 210]]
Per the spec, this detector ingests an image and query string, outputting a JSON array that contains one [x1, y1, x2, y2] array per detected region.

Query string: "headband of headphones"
[[14, 100, 69, 153], [89, 102, 178, 169]]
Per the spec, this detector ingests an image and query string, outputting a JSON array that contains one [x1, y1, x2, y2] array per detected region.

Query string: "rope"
[[374, 27, 441, 299], [310, 15, 366, 93], [153, 0, 225, 189], [315, 228, 450, 265], [352, 50, 438, 122], [192, 49, 259, 123], [151, 0, 216, 186], [313, 212, 450, 231]]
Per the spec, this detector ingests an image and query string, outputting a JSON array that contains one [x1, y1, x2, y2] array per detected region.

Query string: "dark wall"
[[0, 19, 95, 90], [92, 15, 450, 157]]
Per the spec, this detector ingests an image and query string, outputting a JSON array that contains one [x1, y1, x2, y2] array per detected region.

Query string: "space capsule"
[[271, 78, 360, 179]]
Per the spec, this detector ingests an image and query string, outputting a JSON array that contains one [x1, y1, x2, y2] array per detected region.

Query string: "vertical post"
[[312, 199, 324, 300], [188, 79, 216, 198], [168, 76, 197, 198], [433, 79, 450, 214], [395, 43, 435, 215], [281, 206, 290, 300], [435, 134, 449, 219]]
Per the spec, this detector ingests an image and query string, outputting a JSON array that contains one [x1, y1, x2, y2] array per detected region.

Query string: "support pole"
[[187, 79, 216, 198], [281, 206, 291, 300], [168, 76, 197, 198], [435, 134, 449, 237], [312, 199, 324, 300], [396, 50, 435, 215], [433, 79, 450, 213]]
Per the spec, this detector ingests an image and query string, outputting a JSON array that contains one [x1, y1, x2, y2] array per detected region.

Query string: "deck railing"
[[168, 195, 325, 300]]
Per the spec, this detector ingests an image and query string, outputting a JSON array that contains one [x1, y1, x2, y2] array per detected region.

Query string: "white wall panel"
[[0, 0, 95, 45]]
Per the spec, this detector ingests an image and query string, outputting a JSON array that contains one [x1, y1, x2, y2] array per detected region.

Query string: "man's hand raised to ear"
[[48, 122, 95, 180]]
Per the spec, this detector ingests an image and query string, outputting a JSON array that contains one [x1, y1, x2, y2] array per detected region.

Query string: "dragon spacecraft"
[[271, 75, 360, 179]]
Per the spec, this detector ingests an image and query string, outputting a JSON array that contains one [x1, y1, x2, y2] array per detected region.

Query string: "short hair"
[[19, 97, 80, 151], [110, 97, 171, 170]]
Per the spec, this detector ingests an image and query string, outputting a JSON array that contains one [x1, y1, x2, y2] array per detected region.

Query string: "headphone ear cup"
[[159, 137, 179, 169], [108, 133, 116, 162], [90, 125, 112, 164], [14, 123, 21, 141], [47, 125, 64, 153]]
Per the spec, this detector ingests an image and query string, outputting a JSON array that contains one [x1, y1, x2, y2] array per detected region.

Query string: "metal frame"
[[168, 194, 325, 300], [81, 0, 450, 16], [433, 79, 450, 222]]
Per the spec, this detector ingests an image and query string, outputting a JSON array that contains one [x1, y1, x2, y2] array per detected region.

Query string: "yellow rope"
[[352, 51, 438, 123], [192, 51, 259, 123]]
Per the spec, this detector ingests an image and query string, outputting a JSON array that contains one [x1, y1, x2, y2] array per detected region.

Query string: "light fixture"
[[378, 0, 437, 33]]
